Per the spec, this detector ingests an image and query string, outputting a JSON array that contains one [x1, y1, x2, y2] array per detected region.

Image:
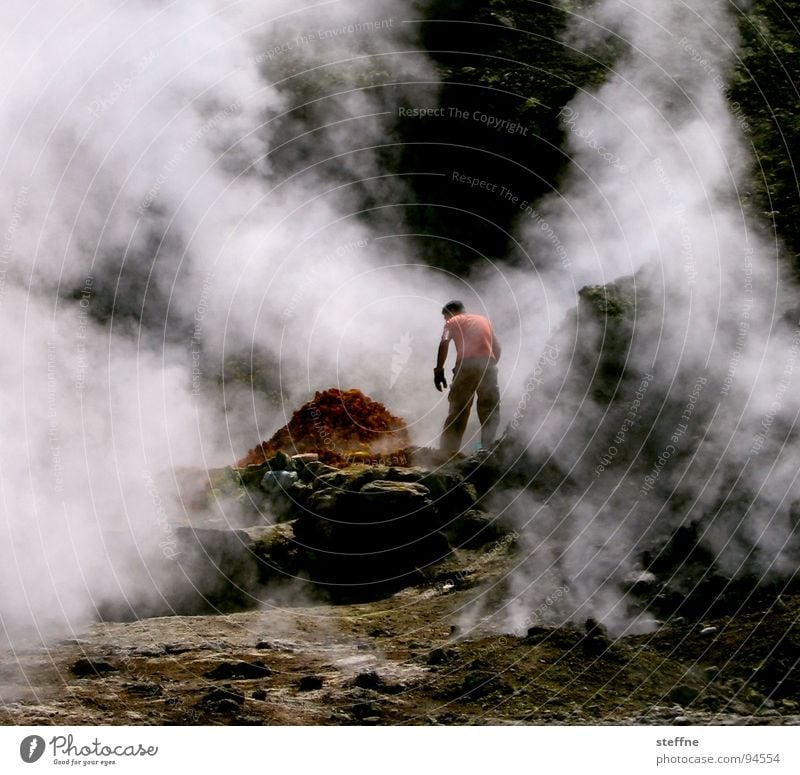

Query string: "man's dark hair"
[[442, 300, 465, 314]]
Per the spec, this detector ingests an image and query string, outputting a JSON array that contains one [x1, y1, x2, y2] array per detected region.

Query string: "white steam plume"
[[0, 1, 459, 645], [475, 0, 800, 636]]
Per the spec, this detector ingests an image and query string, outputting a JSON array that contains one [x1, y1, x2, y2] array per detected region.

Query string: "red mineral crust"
[[236, 388, 411, 467]]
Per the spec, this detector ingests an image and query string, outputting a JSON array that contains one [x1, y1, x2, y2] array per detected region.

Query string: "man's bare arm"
[[436, 339, 450, 370], [492, 333, 502, 363]]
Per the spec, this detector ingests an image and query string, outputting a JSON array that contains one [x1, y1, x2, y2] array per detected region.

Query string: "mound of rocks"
[[236, 388, 410, 467], [98, 446, 515, 618]]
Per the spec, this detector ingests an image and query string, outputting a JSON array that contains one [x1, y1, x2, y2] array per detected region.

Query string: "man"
[[434, 300, 501, 455]]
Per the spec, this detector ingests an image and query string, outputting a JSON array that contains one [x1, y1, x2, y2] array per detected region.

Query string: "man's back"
[[442, 313, 497, 362]]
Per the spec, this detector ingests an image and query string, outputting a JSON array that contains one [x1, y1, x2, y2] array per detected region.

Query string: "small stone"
[[202, 685, 245, 709], [427, 647, 451, 665], [254, 641, 273, 650], [668, 685, 700, 706], [351, 700, 382, 720], [582, 618, 611, 656], [584, 618, 608, 638], [354, 670, 383, 690], [700, 626, 718, 636], [526, 626, 551, 642], [268, 451, 295, 471], [699, 694, 724, 711], [251, 690, 267, 701], [744, 688, 766, 705], [261, 470, 298, 494], [71, 658, 118, 677], [209, 698, 241, 714], [353, 670, 402, 694], [298, 675, 323, 692], [672, 716, 691, 725]]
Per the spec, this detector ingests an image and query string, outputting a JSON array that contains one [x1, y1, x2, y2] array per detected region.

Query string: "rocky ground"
[[2, 539, 799, 726], [2, 450, 798, 726]]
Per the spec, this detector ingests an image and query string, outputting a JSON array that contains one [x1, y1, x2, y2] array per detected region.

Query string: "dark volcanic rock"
[[582, 617, 611, 657], [234, 463, 270, 490], [354, 670, 386, 691], [426, 647, 453, 665], [525, 624, 583, 650], [260, 470, 301, 521], [266, 451, 295, 472], [351, 700, 383, 722], [71, 658, 118, 677], [242, 522, 302, 581], [298, 675, 324, 692], [294, 468, 451, 595], [668, 685, 701, 707], [99, 450, 507, 613], [201, 685, 245, 712]]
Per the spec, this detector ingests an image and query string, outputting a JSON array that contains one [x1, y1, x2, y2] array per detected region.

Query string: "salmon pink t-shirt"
[[442, 313, 496, 361]]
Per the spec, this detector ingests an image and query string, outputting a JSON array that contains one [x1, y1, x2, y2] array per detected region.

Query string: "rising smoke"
[[471, 0, 800, 636], [5, 0, 792, 649], [0, 0, 464, 644]]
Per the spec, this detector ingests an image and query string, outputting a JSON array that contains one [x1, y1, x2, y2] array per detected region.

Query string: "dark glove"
[[434, 367, 447, 392]]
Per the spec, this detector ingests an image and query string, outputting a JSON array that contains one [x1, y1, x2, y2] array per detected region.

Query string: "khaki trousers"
[[440, 357, 500, 454]]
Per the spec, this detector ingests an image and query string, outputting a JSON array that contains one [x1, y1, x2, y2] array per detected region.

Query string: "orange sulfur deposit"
[[236, 388, 411, 467]]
